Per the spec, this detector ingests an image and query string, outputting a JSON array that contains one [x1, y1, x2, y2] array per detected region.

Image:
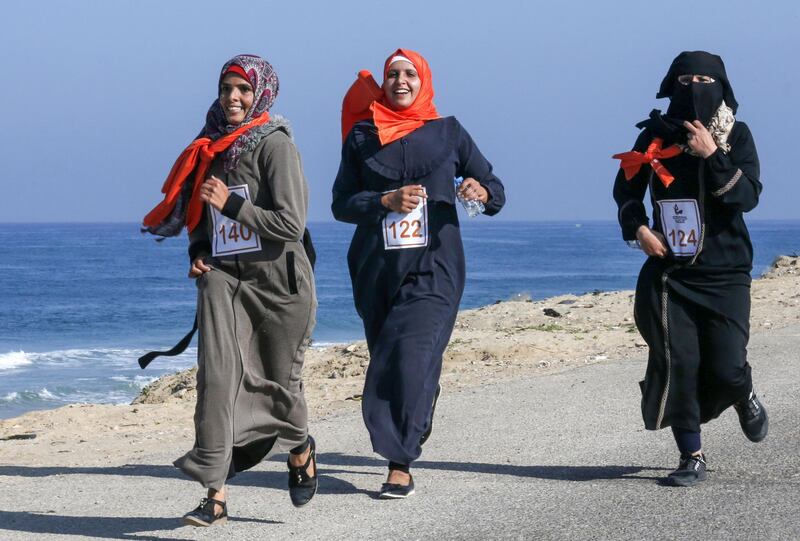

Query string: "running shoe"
[[733, 390, 769, 443]]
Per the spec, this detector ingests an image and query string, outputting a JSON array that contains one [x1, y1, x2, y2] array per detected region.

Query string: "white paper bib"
[[659, 199, 701, 257], [382, 187, 429, 250], [211, 185, 262, 257]]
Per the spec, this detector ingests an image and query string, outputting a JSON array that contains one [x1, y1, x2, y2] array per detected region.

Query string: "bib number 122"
[[387, 219, 423, 240]]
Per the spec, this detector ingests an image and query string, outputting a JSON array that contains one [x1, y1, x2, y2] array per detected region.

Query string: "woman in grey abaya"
[[143, 54, 318, 525]]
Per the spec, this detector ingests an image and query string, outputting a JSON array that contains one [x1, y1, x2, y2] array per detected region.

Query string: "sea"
[[1, 220, 798, 419]]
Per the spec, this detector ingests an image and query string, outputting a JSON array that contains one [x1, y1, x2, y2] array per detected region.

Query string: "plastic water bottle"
[[454, 178, 485, 218]]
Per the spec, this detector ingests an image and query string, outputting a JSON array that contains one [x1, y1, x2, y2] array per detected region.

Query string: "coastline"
[[1, 256, 797, 469]]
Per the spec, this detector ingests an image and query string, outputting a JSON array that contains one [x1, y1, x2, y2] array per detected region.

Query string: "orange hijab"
[[341, 48, 440, 146]]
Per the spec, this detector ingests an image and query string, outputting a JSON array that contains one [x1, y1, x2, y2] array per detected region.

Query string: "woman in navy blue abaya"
[[332, 48, 505, 498]]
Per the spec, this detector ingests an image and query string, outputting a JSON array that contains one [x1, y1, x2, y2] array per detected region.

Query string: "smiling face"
[[382, 60, 420, 110], [219, 73, 254, 125]]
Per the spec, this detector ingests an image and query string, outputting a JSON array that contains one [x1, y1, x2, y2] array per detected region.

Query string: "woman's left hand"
[[683, 120, 718, 159], [199, 176, 229, 211], [458, 177, 489, 203]]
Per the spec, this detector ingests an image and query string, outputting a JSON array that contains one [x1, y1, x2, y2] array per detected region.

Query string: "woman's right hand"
[[189, 257, 212, 278], [636, 225, 669, 258], [381, 184, 427, 213]]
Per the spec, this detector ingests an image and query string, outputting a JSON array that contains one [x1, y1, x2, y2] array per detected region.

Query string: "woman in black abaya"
[[612, 51, 768, 487]]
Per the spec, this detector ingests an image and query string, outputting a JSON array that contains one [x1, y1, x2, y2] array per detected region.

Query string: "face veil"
[[658, 51, 738, 124]]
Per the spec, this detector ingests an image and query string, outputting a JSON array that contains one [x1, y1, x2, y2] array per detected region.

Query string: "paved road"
[[1, 326, 798, 540]]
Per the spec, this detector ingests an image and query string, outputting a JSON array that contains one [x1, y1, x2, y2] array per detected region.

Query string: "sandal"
[[288, 435, 318, 507], [182, 497, 227, 527]]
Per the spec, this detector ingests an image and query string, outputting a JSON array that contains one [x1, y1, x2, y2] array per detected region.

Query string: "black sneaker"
[[379, 476, 415, 499], [287, 435, 318, 507], [420, 384, 441, 446], [733, 390, 769, 443], [666, 453, 708, 487], [182, 497, 227, 527]]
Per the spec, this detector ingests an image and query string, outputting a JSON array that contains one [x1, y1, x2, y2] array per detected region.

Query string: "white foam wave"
[[0, 351, 33, 370], [1, 392, 19, 402], [0, 347, 197, 369], [309, 341, 347, 349], [37, 388, 56, 400]]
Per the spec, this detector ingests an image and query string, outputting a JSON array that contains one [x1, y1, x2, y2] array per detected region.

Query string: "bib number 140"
[[217, 222, 254, 244], [211, 184, 262, 257]]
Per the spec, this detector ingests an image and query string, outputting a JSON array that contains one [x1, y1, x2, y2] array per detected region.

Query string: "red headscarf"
[[341, 48, 440, 146]]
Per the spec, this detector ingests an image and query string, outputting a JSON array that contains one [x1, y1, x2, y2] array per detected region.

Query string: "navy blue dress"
[[332, 117, 505, 465]]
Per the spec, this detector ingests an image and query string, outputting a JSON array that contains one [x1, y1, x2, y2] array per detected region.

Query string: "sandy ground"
[[1, 256, 798, 469]]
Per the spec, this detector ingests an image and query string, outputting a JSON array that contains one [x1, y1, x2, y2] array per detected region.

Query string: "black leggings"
[[672, 427, 702, 455]]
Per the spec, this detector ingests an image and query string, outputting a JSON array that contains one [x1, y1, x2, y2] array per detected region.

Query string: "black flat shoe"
[[379, 475, 415, 499], [288, 435, 318, 507], [420, 383, 442, 446], [182, 497, 228, 527], [666, 453, 707, 487], [734, 390, 769, 442]]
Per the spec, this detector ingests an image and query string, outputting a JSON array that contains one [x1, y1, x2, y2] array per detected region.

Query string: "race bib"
[[659, 199, 701, 257], [382, 187, 429, 250], [211, 185, 261, 257]]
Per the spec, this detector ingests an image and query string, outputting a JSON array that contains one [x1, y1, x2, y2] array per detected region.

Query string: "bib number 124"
[[658, 199, 701, 257]]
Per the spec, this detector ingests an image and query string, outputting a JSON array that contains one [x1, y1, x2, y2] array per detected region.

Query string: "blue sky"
[[1, 0, 797, 222]]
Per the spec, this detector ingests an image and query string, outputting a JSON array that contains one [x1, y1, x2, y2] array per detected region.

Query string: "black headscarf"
[[637, 51, 738, 143]]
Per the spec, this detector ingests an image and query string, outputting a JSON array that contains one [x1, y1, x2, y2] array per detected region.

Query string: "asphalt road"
[[1, 325, 798, 540]]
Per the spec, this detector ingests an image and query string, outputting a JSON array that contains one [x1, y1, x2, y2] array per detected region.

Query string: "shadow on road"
[[1, 454, 669, 486], [0, 510, 279, 540], [312, 453, 669, 482], [0, 462, 367, 494]]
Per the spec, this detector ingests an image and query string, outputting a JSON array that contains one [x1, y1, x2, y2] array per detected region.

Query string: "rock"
[[345, 344, 358, 353], [543, 308, 562, 318], [132, 367, 197, 405], [761, 255, 800, 279], [0, 433, 36, 441]]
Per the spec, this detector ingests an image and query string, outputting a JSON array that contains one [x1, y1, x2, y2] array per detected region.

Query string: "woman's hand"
[[199, 176, 229, 211], [458, 177, 489, 203], [381, 184, 427, 213], [683, 120, 718, 159], [636, 225, 669, 258], [189, 257, 212, 278]]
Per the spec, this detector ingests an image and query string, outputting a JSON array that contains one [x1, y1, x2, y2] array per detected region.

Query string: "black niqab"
[[636, 51, 738, 143], [656, 51, 738, 113]]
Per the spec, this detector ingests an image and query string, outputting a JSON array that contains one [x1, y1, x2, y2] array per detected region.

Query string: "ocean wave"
[[38, 388, 56, 400], [110, 375, 157, 389], [1, 392, 19, 402], [0, 347, 197, 370], [309, 341, 347, 349], [0, 351, 33, 370]]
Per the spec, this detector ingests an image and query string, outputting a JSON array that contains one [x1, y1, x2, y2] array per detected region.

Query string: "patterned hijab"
[[142, 54, 279, 237], [203, 54, 279, 170]]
